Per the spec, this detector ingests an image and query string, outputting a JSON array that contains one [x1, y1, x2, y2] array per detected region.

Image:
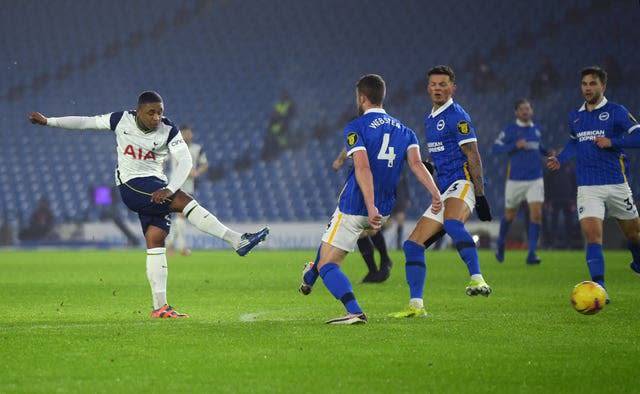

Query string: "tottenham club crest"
[[599, 112, 610, 121], [347, 132, 358, 146], [457, 120, 470, 135]]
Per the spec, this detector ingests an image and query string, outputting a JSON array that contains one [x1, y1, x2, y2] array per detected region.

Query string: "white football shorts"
[[577, 183, 639, 220], [321, 207, 389, 252], [422, 179, 476, 224], [505, 178, 544, 208]]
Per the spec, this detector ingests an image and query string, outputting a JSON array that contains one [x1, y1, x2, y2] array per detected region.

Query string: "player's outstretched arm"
[[28, 112, 109, 130], [408, 147, 441, 214]]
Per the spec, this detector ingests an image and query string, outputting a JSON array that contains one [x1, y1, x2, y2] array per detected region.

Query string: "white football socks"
[[471, 274, 485, 282], [146, 248, 168, 310], [410, 298, 424, 309], [183, 200, 242, 248]]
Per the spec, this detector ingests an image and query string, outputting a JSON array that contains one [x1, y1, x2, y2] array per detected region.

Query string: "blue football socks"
[[319, 263, 362, 314], [303, 246, 321, 286], [443, 219, 481, 275], [627, 240, 640, 264], [528, 222, 540, 258], [586, 243, 605, 288], [403, 240, 426, 299], [497, 217, 511, 248]]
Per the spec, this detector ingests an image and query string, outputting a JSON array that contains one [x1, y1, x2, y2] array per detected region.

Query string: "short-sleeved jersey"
[[424, 99, 476, 192], [93, 111, 182, 185], [563, 98, 638, 186], [169, 142, 207, 194], [338, 108, 419, 216], [492, 120, 547, 181]]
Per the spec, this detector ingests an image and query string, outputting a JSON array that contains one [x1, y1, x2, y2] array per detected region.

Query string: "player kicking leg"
[[299, 228, 394, 294], [120, 178, 269, 318], [28, 92, 268, 318], [390, 182, 491, 318]]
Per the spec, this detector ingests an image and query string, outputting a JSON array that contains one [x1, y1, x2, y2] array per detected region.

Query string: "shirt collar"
[[364, 108, 386, 115], [516, 119, 533, 127], [579, 96, 608, 112], [429, 98, 454, 118]]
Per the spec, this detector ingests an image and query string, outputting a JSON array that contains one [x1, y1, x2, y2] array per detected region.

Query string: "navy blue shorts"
[[118, 176, 173, 234]]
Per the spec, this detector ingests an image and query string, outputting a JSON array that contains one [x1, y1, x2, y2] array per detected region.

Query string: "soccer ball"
[[571, 281, 607, 315]]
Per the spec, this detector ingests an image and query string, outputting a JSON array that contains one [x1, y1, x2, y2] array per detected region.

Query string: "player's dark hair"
[[580, 66, 607, 85], [428, 65, 456, 83], [514, 98, 531, 110], [137, 91, 163, 106], [356, 74, 386, 105]]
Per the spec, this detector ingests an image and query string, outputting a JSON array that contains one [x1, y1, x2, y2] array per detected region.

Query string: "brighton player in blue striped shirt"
[[493, 99, 548, 264], [390, 65, 493, 318], [548, 66, 640, 299], [298, 74, 442, 324]]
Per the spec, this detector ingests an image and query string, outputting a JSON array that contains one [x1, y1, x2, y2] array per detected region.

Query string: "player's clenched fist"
[[28, 112, 47, 125]]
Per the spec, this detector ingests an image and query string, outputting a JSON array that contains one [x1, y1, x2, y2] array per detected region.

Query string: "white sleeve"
[[166, 132, 193, 193], [46, 114, 112, 130]]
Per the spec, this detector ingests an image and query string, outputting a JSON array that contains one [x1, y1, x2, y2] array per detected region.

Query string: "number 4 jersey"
[[339, 108, 419, 216]]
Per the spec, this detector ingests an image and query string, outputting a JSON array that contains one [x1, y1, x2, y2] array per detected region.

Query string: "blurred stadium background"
[[1, 0, 638, 249]]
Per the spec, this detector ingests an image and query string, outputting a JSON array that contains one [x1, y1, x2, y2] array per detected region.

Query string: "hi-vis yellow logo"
[[347, 132, 358, 146], [457, 120, 470, 135]]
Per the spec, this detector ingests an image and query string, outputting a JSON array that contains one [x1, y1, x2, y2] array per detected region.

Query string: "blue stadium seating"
[[1, 0, 638, 228]]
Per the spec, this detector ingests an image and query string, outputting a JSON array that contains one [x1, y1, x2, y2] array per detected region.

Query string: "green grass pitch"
[[1, 248, 638, 393]]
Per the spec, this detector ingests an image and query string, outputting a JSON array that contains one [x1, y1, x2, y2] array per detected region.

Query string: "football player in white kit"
[[28, 91, 269, 318]]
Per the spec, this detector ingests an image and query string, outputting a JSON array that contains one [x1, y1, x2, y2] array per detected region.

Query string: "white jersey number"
[[377, 133, 396, 168]]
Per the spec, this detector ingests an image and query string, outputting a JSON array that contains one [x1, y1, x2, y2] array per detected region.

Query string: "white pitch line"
[[239, 311, 267, 322]]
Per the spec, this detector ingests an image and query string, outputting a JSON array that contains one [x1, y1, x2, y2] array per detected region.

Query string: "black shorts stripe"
[[340, 292, 355, 305]]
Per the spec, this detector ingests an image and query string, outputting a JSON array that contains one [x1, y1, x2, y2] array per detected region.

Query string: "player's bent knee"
[[170, 192, 195, 213]]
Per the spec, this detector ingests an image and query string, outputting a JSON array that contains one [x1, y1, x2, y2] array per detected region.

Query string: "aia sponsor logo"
[[123, 144, 156, 160]]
